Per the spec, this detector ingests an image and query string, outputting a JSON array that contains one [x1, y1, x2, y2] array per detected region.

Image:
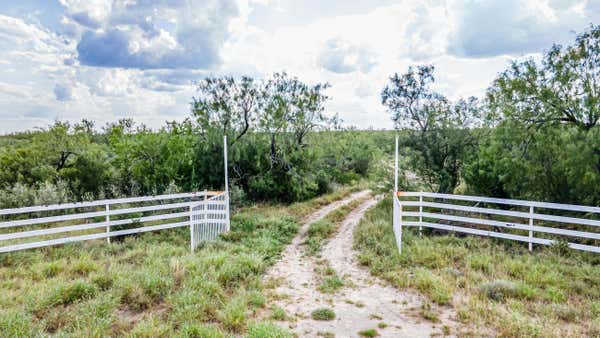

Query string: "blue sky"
[[0, 0, 598, 134]]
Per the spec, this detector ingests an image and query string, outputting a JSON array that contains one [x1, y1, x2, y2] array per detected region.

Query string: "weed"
[[218, 296, 247, 332], [479, 280, 533, 301], [358, 328, 378, 337], [43, 280, 97, 307], [91, 272, 114, 290], [176, 324, 225, 338], [270, 306, 287, 321], [247, 291, 266, 309], [419, 303, 439, 322], [42, 262, 62, 278], [246, 321, 293, 338], [319, 275, 344, 293], [441, 325, 450, 335], [377, 322, 387, 329], [311, 308, 336, 321]]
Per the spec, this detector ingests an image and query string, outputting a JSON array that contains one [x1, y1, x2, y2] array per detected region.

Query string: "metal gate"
[[190, 192, 230, 251]]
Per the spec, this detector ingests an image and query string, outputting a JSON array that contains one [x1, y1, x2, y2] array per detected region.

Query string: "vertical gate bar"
[[204, 190, 208, 241], [529, 205, 534, 252], [106, 203, 110, 244], [189, 203, 194, 252]]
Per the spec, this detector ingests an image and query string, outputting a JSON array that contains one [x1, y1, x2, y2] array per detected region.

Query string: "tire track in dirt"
[[262, 192, 457, 337]]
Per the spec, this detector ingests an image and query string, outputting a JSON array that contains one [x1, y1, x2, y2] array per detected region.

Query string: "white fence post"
[[189, 203, 194, 252], [419, 194, 423, 236], [529, 205, 534, 252], [393, 135, 402, 254], [105, 203, 110, 244]]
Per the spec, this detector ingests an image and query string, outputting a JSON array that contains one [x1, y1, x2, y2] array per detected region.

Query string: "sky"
[[0, 0, 598, 134]]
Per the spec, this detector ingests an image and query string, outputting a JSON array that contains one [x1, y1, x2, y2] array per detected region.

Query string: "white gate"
[[190, 192, 230, 251]]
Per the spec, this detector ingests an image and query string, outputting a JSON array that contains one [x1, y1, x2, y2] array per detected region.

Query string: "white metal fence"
[[0, 191, 230, 254], [393, 192, 600, 253], [391, 135, 599, 254]]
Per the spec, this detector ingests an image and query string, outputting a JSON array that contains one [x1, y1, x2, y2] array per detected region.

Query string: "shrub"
[[311, 308, 335, 321]]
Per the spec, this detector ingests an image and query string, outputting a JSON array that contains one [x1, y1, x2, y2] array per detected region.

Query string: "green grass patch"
[[358, 328, 378, 337], [311, 308, 336, 321], [246, 321, 293, 338], [270, 306, 287, 321]]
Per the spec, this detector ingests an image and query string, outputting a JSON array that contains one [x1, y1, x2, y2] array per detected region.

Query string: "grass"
[[246, 321, 293, 338], [358, 328, 378, 337], [0, 188, 352, 337], [316, 262, 345, 293], [311, 307, 336, 321], [354, 195, 600, 337], [305, 195, 370, 256], [270, 306, 287, 321]]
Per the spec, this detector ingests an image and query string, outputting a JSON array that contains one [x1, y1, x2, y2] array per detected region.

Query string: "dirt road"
[[262, 191, 456, 337]]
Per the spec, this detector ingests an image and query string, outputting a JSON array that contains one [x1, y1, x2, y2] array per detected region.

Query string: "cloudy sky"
[[0, 0, 598, 134]]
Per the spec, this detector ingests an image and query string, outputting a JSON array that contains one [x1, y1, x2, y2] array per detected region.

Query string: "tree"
[[489, 25, 599, 132], [381, 66, 480, 193], [191, 73, 333, 201], [465, 25, 600, 204]]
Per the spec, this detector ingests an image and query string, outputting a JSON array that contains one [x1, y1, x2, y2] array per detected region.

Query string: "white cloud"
[[318, 38, 378, 74], [0, 0, 598, 133]]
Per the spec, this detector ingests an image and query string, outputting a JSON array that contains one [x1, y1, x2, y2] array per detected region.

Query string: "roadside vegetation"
[[355, 196, 600, 337], [0, 188, 355, 336]]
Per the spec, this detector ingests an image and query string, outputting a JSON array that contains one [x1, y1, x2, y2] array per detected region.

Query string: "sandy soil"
[[261, 191, 457, 337]]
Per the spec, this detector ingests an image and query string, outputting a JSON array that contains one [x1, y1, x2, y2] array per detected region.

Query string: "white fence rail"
[[0, 191, 230, 254], [393, 191, 600, 254]]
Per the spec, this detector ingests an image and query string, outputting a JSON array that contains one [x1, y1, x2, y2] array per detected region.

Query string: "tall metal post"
[[393, 135, 402, 254], [223, 135, 229, 194], [394, 136, 398, 194], [223, 135, 230, 231]]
